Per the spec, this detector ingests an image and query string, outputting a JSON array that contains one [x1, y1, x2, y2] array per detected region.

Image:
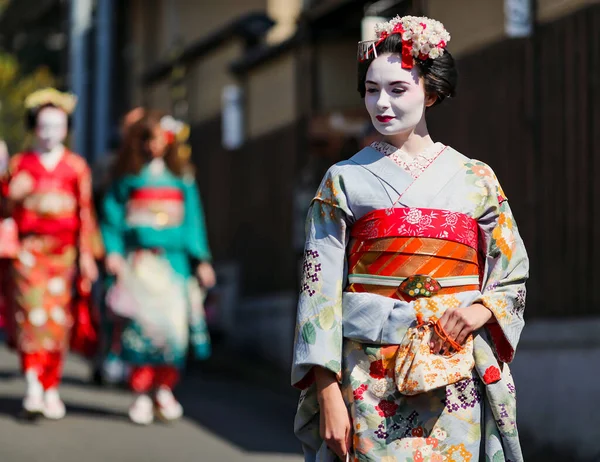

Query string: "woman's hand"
[[8, 171, 34, 201], [430, 303, 494, 354], [315, 368, 352, 459], [105, 253, 126, 277], [196, 262, 216, 289], [79, 253, 99, 282]]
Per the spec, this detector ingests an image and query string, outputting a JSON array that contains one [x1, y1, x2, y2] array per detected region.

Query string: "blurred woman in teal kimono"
[[101, 110, 215, 425]]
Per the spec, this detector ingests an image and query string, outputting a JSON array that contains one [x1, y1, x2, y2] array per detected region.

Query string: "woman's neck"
[[34, 143, 64, 157], [34, 144, 65, 170], [382, 119, 434, 156]]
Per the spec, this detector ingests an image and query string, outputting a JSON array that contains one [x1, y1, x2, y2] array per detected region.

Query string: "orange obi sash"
[[346, 208, 481, 300]]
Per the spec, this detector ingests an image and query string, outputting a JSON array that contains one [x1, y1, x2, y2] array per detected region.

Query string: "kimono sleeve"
[[182, 178, 212, 263], [476, 172, 529, 363], [101, 180, 127, 256], [291, 166, 352, 389]]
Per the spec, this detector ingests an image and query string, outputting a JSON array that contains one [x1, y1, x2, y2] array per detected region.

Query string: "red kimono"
[[5, 150, 102, 389]]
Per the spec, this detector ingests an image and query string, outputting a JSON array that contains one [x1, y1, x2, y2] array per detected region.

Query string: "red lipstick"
[[376, 115, 394, 123]]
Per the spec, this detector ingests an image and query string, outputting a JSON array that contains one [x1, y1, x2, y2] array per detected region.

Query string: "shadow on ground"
[[0, 395, 128, 423], [0, 346, 303, 456], [177, 347, 303, 455]]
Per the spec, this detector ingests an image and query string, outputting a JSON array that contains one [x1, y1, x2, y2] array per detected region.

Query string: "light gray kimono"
[[292, 146, 529, 462]]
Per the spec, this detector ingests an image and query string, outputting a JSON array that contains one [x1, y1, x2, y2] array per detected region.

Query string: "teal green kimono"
[[101, 163, 211, 368]]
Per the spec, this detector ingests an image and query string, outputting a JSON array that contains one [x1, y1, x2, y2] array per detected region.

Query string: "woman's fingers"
[[319, 390, 352, 460], [345, 421, 353, 458], [430, 310, 450, 354], [325, 436, 346, 459], [442, 313, 461, 343], [430, 332, 444, 354], [453, 326, 471, 346]]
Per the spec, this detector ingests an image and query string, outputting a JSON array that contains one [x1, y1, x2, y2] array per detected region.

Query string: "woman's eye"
[[366, 88, 379, 93], [392, 88, 406, 94]]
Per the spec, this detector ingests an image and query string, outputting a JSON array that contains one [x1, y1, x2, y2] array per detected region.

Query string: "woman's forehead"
[[37, 106, 67, 123], [366, 54, 420, 84]]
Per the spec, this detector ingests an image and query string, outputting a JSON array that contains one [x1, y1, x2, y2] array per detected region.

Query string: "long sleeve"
[[77, 162, 104, 258], [183, 178, 212, 262], [101, 181, 127, 256], [291, 167, 352, 389], [475, 174, 529, 363]]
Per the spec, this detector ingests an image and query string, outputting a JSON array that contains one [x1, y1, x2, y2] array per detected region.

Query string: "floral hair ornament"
[[160, 115, 190, 145], [24, 88, 77, 114], [357, 15, 451, 69], [160, 115, 192, 161]]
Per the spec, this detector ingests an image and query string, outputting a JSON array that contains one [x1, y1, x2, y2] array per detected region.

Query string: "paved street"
[[0, 346, 303, 462]]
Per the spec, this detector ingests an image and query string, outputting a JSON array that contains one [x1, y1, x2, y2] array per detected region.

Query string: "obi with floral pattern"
[[346, 207, 481, 301]]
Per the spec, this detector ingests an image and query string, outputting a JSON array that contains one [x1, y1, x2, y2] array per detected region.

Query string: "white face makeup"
[[364, 53, 428, 137], [35, 106, 68, 152]]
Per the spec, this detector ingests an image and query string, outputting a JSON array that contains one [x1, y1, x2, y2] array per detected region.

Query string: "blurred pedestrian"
[[101, 110, 215, 425], [2, 88, 103, 419], [292, 16, 529, 461]]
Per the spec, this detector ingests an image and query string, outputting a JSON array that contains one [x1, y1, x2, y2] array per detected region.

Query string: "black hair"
[[358, 33, 457, 107], [25, 103, 73, 131]]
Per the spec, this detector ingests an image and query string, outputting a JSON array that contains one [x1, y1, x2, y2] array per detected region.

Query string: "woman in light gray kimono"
[[292, 16, 528, 462]]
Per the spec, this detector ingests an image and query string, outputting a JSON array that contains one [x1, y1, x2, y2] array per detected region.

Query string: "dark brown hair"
[[112, 110, 187, 178], [358, 33, 457, 106]]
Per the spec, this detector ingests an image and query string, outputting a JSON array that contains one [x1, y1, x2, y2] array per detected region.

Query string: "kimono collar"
[[34, 145, 66, 171], [349, 145, 469, 208], [370, 141, 447, 179], [148, 158, 166, 176]]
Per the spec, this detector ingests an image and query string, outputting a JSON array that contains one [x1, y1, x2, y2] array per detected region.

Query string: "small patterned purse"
[[394, 314, 475, 395]]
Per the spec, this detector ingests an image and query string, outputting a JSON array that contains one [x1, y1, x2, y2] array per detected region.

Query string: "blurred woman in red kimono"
[[2, 88, 103, 419]]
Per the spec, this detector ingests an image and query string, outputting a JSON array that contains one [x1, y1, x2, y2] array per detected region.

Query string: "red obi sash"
[[347, 208, 481, 300], [351, 207, 478, 249], [126, 186, 185, 228], [129, 187, 184, 202]]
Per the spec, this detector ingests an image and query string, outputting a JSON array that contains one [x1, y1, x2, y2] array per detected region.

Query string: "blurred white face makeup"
[[35, 106, 68, 152], [364, 53, 427, 137]]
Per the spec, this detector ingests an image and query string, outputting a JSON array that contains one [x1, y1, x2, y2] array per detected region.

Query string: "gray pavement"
[[0, 346, 304, 462]]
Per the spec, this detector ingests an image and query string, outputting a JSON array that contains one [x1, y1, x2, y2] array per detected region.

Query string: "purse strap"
[[416, 313, 464, 352]]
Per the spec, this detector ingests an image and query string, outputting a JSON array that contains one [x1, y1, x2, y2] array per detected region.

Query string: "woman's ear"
[[425, 92, 437, 108]]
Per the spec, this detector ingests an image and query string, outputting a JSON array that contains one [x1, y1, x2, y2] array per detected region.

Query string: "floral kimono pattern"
[[292, 143, 528, 462]]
